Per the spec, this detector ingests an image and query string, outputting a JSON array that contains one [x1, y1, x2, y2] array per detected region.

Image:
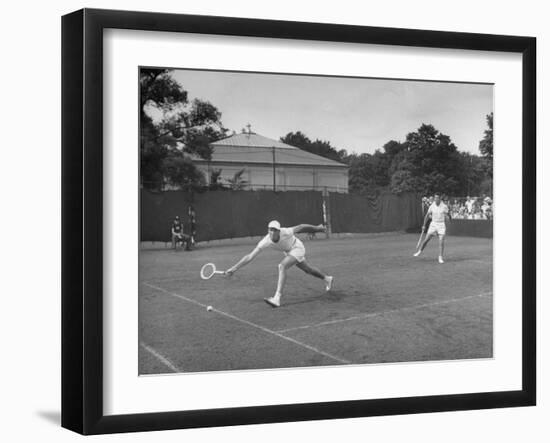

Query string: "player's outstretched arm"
[[226, 248, 261, 275], [291, 224, 326, 234]]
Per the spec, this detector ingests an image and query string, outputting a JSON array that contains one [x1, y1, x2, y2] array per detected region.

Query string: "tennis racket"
[[200, 263, 226, 280], [415, 228, 425, 250]]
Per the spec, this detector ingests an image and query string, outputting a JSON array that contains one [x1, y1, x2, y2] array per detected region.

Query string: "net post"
[[322, 187, 331, 239]]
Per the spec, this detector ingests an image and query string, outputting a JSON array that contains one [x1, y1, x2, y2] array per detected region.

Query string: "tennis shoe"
[[325, 276, 334, 291], [264, 295, 281, 308]]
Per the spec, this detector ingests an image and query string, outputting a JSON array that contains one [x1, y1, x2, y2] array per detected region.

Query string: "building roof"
[[211, 133, 296, 150], [199, 132, 347, 168]]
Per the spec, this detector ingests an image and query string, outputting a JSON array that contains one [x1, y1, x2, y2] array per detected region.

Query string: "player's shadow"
[[282, 290, 358, 306], [282, 297, 322, 307], [36, 410, 60, 425], [429, 256, 474, 264]]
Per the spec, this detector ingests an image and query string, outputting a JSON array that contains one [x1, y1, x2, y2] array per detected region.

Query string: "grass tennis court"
[[139, 232, 492, 374]]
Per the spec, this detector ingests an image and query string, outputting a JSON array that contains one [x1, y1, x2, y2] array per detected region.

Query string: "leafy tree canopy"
[[282, 123, 491, 197], [280, 131, 346, 163], [479, 112, 493, 160], [140, 68, 227, 190], [389, 124, 464, 195]]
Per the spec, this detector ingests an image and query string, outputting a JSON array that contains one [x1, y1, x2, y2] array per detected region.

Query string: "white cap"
[[268, 220, 281, 230]]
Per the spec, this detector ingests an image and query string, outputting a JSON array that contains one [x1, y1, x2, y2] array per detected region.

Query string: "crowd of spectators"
[[422, 195, 493, 220]]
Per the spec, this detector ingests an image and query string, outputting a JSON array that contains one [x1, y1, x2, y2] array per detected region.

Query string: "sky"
[[170, 68, 493, 155]]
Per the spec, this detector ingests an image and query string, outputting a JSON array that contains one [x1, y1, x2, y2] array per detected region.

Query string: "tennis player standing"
[[414, 193, 450, 263], [225, 221, 333, 307]]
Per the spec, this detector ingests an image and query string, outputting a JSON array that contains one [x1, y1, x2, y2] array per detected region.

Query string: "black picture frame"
[[62, 8, 536, 435]]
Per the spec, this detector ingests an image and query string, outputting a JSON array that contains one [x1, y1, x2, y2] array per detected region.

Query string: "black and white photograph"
[[1, 0, 545, 439], [139, 67, 494, 374]]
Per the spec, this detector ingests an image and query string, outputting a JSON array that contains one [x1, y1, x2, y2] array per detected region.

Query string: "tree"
[[208, 168, 226, 191], [390, 170, 422, 193], [226, 169, 249, 190], [457, 152, 489, 196], [346, 150, 392, 194], [479, 113, 493, 160], [280, 131, 311, 150], [280, 123, 491, 197], [140, 68, 227, 189], [280, 131, 345, 163], [478, 112, 493, 184], [342, 139, 407, 194], [162, 155, 206, 190], [382, 140, 406, 158], [388, 124, 465, 195]]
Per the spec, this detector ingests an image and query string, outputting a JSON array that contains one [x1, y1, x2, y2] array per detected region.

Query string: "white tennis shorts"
[[284, 239, 306, 262], [427, 221, 446, 237]]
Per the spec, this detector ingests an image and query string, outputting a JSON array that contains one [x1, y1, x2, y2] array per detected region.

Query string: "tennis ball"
[[207, 306, 213, 312]]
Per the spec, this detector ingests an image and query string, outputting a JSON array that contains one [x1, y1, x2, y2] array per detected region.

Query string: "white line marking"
[[276, 292, 493, 333], [143, 282, 350, 365], [140, 342, 181, 373]]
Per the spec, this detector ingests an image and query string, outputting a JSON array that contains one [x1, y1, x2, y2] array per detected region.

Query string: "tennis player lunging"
[[414, 193, 450, 264], [225, 221, 333, 307]]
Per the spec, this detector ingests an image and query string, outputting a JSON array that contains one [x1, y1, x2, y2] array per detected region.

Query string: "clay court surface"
[[139, 232, 492, 374]]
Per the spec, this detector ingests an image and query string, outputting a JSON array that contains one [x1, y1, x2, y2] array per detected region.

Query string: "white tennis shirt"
[[429, 202, 449, 223], [257, 227, 302, 252]]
